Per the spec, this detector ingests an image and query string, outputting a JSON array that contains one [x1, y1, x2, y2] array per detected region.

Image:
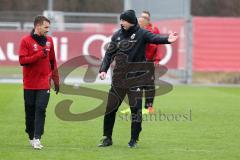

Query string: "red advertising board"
[[193, 17, 240, 72], [0, 22, 180, 69]]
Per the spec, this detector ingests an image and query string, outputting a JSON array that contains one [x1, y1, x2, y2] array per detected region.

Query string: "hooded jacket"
[[99, 23, 170, 74]]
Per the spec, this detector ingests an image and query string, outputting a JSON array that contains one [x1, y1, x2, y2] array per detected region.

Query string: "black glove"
[[54, 84, 59, 94]]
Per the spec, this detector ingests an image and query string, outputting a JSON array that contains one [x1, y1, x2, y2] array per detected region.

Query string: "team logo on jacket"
[[46, 41, 51, 47], [33, 44, 38, 51], [130, 33, 136, 40]]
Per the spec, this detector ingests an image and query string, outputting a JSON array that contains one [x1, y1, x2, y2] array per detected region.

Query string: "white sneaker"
[[29, 139, 34, 147], [33, 139, 43, 149]]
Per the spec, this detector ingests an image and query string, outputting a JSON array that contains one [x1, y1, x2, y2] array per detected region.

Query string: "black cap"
[[120, 10, 137, 24]]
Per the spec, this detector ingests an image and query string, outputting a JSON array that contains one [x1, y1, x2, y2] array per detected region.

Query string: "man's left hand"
[[54, 85, 59, 94]]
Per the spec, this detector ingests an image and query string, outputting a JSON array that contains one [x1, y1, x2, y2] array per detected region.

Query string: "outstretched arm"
[[144, 30, 178, 44]]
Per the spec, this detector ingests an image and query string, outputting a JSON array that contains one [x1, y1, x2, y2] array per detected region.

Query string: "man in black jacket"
[[98, 10, 178, 148]]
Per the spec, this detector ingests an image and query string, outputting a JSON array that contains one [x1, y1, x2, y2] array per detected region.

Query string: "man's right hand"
[[99, 72, 107, 80]]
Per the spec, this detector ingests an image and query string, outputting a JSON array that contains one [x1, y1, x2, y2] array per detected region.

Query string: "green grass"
[[0, 84, 240, 160], [0, 66, 94, 78], [0, 66, 22, 77]]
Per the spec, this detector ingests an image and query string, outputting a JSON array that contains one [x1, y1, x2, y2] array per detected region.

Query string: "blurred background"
[[0, 0, 240, 85]]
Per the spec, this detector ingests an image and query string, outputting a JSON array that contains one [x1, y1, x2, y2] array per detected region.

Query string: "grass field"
[[0, 84, 240, 160]]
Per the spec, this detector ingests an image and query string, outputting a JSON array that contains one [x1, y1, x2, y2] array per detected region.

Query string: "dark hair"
[[34, 15, 50, 27], [142, 10, 151, 17]]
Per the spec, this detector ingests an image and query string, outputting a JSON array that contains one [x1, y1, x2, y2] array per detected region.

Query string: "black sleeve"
[[144, 29, 170, 44], [99, 31, 119, 73]]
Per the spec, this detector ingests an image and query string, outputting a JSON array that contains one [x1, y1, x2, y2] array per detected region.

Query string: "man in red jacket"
[[141, 11, 163, 64], [19, 15, 59, 150], [139, 11, 163, 113]]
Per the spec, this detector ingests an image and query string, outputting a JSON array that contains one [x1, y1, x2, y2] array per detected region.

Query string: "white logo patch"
[[33, 44, 38, 51], [130, 33, 136, 40], [46, 41, 51, 47]]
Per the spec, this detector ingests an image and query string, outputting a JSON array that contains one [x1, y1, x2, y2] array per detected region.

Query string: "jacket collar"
[[121, 23, 140, 37]]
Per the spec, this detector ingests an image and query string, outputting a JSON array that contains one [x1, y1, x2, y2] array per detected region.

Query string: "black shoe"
[[128, 139, 137, 148], [98, 136, 113, 147]]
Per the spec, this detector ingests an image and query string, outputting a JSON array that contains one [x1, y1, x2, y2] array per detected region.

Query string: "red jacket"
[[145, 23, 163, 64], [19, 35, 59, 89]]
